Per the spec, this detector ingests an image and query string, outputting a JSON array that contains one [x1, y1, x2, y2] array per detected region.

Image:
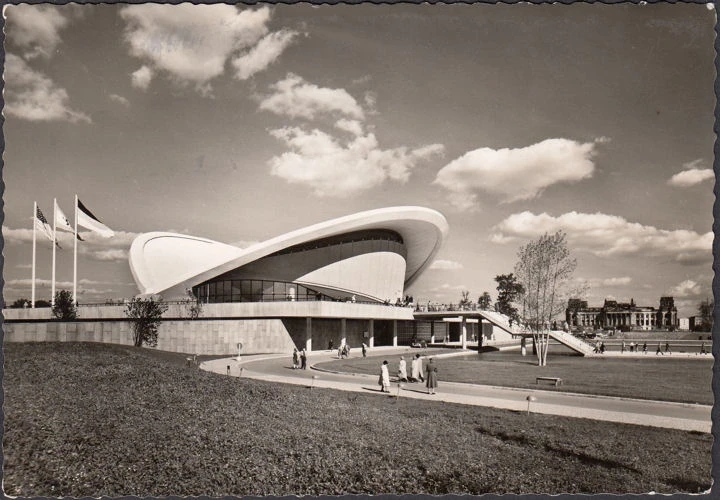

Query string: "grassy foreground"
[[319, 347, 714, 405], [4, 342, 712, 496]]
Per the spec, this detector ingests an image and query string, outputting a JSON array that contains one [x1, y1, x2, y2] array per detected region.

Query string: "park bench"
[[186, 354, 198, 367], [536, 376, 563, 386]]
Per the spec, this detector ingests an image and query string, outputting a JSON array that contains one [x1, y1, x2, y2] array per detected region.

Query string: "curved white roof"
[[130, 206, 449, 297]]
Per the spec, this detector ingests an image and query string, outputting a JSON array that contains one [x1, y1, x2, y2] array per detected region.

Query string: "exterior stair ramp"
[[476, 310, 525, 335], [547, 329, 595, 356]]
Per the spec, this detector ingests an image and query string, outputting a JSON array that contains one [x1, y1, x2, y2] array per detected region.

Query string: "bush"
[[124, 297, 168, 347], [51, 290, 78, 320]]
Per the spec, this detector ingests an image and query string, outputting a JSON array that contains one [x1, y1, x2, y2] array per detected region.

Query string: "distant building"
[[565, 297, 678, 331], [678, 318, 690, 331]]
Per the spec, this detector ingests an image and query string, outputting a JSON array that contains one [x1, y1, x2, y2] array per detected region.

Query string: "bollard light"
[[311, 375, 319, 389], [239, 367, 244, 378], [526, 395, 537, 415], [226, 365, 231, 376], [397, 383, 403, 398]]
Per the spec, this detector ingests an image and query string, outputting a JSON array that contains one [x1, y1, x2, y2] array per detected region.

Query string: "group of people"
[[328, 339, 369, 358], [292, 348, 308, 369], [379, 354, 438, 395], [619, 341, 648, 353]]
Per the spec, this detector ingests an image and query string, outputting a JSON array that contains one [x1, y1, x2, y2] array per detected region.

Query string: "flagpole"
[[32, 201, 37, 308], [73, 194, 78, 305], [51, 198, 57, 307]]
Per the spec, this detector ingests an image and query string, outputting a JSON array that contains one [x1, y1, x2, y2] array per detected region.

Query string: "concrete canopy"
[[129, 206, 449, 299]]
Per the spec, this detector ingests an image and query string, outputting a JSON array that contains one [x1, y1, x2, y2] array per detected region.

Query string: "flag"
[[35, 205, 60, 248], [55, 201, 83, 240], [77, 199, 114, 238]]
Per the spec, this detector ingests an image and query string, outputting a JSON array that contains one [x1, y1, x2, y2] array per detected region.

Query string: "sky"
[[2, 2, 716, 317]]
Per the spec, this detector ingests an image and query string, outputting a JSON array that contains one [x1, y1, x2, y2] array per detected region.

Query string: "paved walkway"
[[200, 347, 711, 433]]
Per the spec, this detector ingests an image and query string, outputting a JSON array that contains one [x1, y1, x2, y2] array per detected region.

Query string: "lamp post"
[[526, 395, 537, 415]]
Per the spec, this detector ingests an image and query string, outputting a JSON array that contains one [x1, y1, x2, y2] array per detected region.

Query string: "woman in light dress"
[[398, 356, 408, 382], [410, 353, 424, 383], [379, 360, 391, 392]]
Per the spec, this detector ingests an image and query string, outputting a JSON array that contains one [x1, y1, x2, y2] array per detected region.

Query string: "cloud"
[[82, 249, 128, 262], [232, 29, 298, 80], [268, 126, 443, 197], [335, 118, 364, 137], [5, 4, 70, 59], [429, 259, 464, 271], [434, 138, 602, 209], [4, 53, 91, 123], [259, 73, 365, 120], [131, 65, 153, 90], [491, 211, 712, 265], [577, 276, 632, 287], [668, 159, 714, 187], [669, 279, 703, 298], [109, 93, 130, 106], [120, 5, 291, 93]]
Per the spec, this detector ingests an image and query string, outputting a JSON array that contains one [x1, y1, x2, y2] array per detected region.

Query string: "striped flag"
[[77, 199, 114, 238], [54, 200, 83, 240], [35, 205, 60, 248]]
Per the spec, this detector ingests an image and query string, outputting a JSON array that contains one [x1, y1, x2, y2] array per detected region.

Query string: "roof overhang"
[[130, 206, 449, 297]]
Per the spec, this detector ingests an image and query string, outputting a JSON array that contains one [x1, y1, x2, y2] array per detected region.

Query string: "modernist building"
[[565, 297, 678, 331]]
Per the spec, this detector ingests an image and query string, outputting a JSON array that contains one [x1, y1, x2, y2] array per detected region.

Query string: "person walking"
[[398, 356, 408, 382], [379, 360, 391, 393], [600, 342, 606, 354], [642, 342, 648, 354], [301, 348, 308, 369], [656, 343, 663, 356], [621, 341, 626, 353], [700, 342, 708, 355], [425, 358, 438, 395], [292, 348, 300, 369], [411, 353, 424, 383], [361, 342, 367, 358], [328, 339, 334, 351], [665, 342, 672, 354]]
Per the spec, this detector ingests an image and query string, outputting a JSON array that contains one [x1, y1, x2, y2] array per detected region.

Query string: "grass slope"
[[3, 342, 712, 496], [318, 348, 713, 404]]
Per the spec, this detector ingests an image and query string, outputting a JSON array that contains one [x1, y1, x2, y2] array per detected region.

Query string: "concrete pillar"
[[305, 317, 312, 352], [392, 320, 398, 347], [368, 319, 375, 348], [340, 318, 347, 347], [430, 321, 435, 344], [460, 316, 467, 349]]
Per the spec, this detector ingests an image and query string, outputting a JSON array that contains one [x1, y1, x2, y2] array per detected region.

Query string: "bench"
[[536, 376, 563, 386]]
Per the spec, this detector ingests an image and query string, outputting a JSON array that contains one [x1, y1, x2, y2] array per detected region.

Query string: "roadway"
[[200, 347, 711, 433]]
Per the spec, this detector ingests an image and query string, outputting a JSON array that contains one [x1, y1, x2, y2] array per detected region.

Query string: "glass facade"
[[194, 279, 337, 303]]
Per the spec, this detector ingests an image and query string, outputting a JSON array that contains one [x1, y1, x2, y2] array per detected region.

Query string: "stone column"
[[340, 318, 347, 347], [392, 320, 398, 347], [460, 315, 467, 350], [368, 319, 375, 348], [305, 317, 312, 352]]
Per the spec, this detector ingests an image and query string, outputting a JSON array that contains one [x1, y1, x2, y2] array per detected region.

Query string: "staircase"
[[477, 310, 525, 335], [547, 330, 595, 356]]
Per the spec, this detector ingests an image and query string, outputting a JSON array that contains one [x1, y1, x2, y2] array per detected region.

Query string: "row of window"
[[194, 279, 343, 303]]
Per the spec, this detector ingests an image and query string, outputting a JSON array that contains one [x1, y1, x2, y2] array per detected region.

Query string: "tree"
[[52, 290, 78, 320], [514, 231, 577, 366], [696, 298, 714, 332], [181, 290, 203, 320], [494, 274, 524, 324], [9, 298, 30, 308], [477, 292, 492, 310], [459, 290, 472, 308], [124, 297, 168, 347], [35, 299, 52, 308]]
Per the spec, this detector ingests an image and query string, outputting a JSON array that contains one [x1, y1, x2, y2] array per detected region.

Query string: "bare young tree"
[[514, 231, 577, 366]]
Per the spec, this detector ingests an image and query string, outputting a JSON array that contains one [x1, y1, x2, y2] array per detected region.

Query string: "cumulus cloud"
[[491, 211, 712, 265], [268, 126, 443, 197], [131, 65, 153, 90], [429, 259, 464, 271], [120, 5, 295, 93], [669, 279, 703, 297], [5, 4, 70, 59], [259, 73, 365, 120], [668, 159, 714, 187], [4, 53, 91, 123], [109, 93, 130, 106], [232, 29, 298, 80], [335, 118, 364, 137], [434, 138, 602, 209]]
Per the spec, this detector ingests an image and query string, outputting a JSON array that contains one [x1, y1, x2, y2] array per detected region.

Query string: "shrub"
[[51, 290, 78, 320], [124, 297, 168, 347]]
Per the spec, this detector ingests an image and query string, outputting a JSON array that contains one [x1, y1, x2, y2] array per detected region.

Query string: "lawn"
[[316, 346, 714, 405], [3, 342, 712, 496]]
